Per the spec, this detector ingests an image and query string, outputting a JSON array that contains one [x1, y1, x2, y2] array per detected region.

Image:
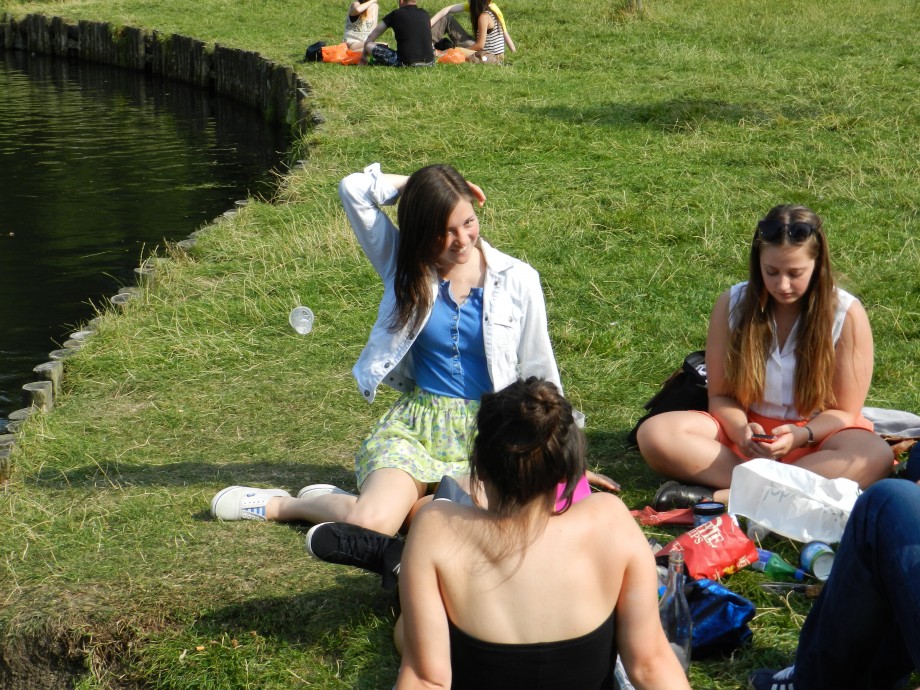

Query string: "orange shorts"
[[693, 410, 875, 464]]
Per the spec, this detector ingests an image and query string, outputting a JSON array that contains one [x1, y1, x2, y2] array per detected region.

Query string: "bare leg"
[[266, 491, 356, 524], [402, 495, 433, 532], [794, 429, 894, 489], [637, 410, 743, 490], [266, 468, 427, 535]]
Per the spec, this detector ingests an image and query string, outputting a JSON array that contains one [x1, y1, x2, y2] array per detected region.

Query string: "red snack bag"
[[656, 516, 758, 580], [630, 506, 695, 526]]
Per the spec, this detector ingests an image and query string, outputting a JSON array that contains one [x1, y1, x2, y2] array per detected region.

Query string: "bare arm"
[[773, 301, 875, 447], [614, 515, 692, 689], [361, 20, 389, 63], [349, 0, 377, 16], [706, 291, 757, 437], [587, 470, 621, 493], [707, 290, 783, 458], [469, 11, 492, 51], [395, 509, 452, 690], [502, 26, 516, 52], [429, 3, 464, 27]]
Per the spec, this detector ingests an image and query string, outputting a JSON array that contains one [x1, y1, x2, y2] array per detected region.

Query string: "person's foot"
[[210, 486, 291, 521], [652, 480, 715, 510], [306, 521, 404, 590], [748, 666, 795, 690], [296, 483, 356, 500]]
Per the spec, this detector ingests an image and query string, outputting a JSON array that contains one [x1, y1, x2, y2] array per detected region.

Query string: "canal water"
[[0, 51, 290, 428]]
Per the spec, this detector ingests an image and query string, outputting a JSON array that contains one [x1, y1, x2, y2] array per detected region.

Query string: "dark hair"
[[468, 0, 490, 34], [470, 378, 586, 517], [392, 164, 475, 332], [726, 204, 837, 415]]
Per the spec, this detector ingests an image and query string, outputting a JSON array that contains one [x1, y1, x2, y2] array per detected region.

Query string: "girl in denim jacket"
[[211, 164, 616, 534]]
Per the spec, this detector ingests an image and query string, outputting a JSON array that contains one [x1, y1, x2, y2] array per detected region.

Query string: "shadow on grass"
[[195, 577, 395, 641], [194, 575, 400, 688], [524, 98, 813, 130], [27, 427, 669, 514], [28, 459, 358, 493]]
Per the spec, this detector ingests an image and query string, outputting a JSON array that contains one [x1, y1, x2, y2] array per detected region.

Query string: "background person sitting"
[[637, 204, 893, 509], [429, 0, 514, 59], [394, 378, 691, 690], [344, 0, 379, 51], [362, 0, 435, 66], [211, 162, 588, 539]]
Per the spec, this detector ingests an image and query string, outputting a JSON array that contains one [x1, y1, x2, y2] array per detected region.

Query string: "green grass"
[[1, 0, 919, 686]]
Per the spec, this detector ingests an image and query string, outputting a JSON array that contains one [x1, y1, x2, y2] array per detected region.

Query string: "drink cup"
[[800, 541, 834, 581], [289, 306, 315, 335]]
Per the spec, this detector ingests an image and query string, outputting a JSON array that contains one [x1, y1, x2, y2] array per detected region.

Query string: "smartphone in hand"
[[752, 433, 778, 443]]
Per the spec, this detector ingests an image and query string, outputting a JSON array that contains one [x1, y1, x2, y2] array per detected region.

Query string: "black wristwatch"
[[803, 425, 816, 447]]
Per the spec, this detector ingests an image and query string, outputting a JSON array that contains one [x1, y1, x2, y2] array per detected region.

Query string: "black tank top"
[[448, 610, 617, 689]]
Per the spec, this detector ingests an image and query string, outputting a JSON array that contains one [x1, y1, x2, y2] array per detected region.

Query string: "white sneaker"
[[296, 483, 356, 500], [210, 486, 291, 521]]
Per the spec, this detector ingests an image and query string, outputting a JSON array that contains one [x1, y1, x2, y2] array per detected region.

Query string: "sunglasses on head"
[[757, 219, 816, 243]]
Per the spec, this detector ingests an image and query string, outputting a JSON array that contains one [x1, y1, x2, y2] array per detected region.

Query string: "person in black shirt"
[[362, 0, 435, 66]]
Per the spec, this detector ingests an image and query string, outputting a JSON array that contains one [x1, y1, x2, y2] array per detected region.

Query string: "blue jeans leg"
[[793, 479, 920, 689]]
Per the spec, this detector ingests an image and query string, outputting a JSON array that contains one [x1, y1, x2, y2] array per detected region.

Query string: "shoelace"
[[336, 530, 389, 571]]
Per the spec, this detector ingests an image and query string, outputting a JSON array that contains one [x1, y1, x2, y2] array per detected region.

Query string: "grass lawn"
[[1, 0, 918, 687]]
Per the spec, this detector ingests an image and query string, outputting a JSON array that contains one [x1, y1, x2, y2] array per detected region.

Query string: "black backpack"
[[304, 41, 326, 62], [627, 350, 708, 447]]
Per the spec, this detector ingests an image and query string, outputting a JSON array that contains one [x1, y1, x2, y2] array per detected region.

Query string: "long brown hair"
[[391, 164, 475, 332], [725, 205, 837, 417]]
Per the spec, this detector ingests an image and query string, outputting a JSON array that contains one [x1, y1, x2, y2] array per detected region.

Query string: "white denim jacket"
[[339, 163, 562, 403]]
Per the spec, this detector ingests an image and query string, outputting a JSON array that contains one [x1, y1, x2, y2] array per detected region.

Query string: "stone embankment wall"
[[0, 12, 318, 132]]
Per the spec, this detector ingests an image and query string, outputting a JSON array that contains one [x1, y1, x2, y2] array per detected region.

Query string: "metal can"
[[800, 541, 835, 581], [692, 501, 726, 527]]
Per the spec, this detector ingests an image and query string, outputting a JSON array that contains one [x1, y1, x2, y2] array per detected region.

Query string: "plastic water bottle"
[[288, 306, 315, 335], [658, 551, 692, 674], [751, 548, 806, 581]]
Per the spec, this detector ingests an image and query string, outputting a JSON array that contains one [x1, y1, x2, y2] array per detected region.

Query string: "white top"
[[728, 281, 856, 420]]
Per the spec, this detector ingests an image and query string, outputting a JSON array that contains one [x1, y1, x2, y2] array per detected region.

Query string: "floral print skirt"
[[355, 389, 479, 488]]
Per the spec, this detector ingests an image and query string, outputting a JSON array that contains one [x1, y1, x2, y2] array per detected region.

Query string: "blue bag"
[[686, 578, 755, 658]]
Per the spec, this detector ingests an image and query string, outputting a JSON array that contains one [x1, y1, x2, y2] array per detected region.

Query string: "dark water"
[[0, 51, 290, 426]]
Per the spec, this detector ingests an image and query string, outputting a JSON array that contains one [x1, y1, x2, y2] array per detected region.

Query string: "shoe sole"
[[211, 485, 243, 519]]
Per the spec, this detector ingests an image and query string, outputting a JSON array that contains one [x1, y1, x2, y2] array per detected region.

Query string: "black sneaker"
[[748, 666, 795, 690], [305, 522, 404, 590]]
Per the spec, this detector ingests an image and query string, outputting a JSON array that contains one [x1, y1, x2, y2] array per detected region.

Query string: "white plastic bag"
[[728, 458, 861, 544]]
